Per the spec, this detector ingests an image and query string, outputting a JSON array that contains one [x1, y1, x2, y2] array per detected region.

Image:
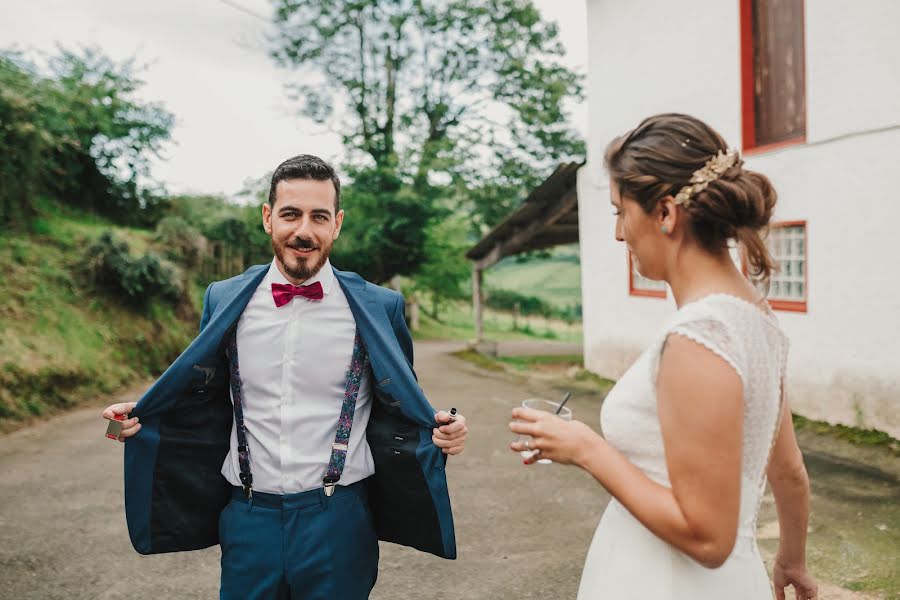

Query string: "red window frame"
[[766, 220, 808, 313], [740, 0, 807, 154], [627, 250, 666, 299]]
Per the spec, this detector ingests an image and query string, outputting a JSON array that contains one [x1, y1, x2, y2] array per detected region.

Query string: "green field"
[[412, 300, 582, 343], [485, 244, 581, 310], [409, 244, 583, 343]]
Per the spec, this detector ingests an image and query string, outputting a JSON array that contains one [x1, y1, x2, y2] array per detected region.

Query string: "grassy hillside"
[[485, 244, 581, 310], [0, 202, 586, 427], [0, 198, 201, 429]]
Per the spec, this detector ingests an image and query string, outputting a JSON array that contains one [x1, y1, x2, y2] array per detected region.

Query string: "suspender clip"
[[239, 472, 253, 499], [323, 475, 339, 497]]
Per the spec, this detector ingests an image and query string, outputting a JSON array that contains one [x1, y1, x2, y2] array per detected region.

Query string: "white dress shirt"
[[221, 259, 375, 494]]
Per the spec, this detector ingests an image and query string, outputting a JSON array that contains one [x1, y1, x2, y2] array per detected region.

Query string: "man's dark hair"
[[268, 154, 341, 212]]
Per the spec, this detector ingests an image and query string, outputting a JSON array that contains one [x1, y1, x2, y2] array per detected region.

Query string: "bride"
[[510, 113, 818, 599]]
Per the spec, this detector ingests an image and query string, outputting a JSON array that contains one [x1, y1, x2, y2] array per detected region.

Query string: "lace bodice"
[[600, 294, 788, 539]]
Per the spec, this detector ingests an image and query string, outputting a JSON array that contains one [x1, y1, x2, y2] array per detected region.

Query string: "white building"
[[577, 0, 900, 437]]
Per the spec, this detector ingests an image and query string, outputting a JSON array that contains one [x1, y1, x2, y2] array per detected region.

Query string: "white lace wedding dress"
[[577, 294, 788, 599]]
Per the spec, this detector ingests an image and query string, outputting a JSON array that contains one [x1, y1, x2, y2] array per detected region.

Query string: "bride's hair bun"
[[605, 113, 777, 282]]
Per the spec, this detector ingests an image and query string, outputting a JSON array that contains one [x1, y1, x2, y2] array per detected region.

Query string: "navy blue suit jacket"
[[123, 265, 457, 559]]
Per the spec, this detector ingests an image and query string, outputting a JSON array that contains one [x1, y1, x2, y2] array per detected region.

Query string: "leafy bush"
[[86, 232, 179, 309], [155, 216, 207, 267], [205, 217, 252, 245], [485, 288, 551, 316], [485, 287, 581, 322]]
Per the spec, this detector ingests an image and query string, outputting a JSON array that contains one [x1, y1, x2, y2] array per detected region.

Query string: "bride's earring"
[[661, 225, 669, 234]]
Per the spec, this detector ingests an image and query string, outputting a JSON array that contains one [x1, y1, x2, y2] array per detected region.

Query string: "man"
[[102, 154, 468, 599]]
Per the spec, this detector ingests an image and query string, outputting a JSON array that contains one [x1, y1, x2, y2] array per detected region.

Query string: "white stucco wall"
[[580, 0, 900, 436], [746, 128, 900, 434], [805, 0, 900, 142]]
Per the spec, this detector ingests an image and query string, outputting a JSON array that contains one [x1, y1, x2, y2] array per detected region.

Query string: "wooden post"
[[407, 295, 420, 332], [472, 266, 484, 341]]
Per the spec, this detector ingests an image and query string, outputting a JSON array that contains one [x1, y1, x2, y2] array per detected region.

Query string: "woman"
[[509, 114, 817, 599]]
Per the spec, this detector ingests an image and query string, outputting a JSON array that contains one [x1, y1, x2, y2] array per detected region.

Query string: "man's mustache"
[[286, 238, 319, 250]]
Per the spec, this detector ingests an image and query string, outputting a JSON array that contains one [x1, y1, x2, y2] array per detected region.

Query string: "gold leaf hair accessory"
[[673, 149, 739, 207]]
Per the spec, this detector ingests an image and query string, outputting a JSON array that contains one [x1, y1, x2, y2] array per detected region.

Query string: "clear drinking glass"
[[517, 398, 572, 464]]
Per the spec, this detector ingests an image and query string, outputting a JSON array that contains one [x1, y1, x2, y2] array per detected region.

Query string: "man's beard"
[[273, 235, 332, 283]]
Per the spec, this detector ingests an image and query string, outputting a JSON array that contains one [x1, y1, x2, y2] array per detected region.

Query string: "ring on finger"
[[524, 439, 532, 451]]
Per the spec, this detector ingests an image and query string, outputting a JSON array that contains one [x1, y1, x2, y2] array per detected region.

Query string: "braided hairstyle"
[[605, 113, 777, 283]]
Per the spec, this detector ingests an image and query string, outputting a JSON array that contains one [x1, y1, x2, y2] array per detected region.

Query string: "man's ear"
[[333, 209, 345, 240], [262, 202, 273, 235]]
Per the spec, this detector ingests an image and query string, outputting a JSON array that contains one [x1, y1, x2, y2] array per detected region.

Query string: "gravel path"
[[0, 340, 891, 599]]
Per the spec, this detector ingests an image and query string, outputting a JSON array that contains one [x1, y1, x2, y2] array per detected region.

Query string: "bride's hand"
[[773, 556, 817, 600], [509, 406, 601, 465]]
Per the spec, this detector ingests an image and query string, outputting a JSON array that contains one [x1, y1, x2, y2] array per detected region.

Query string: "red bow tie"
[[271, 281, 324, 307]]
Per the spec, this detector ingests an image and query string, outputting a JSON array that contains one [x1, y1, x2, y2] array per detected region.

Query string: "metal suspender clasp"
[[322, 475, 339, 497], [239, 471, 253, 499]]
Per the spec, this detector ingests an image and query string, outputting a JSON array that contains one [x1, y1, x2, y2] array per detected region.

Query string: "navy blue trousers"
[[219, 480, 378, 600]]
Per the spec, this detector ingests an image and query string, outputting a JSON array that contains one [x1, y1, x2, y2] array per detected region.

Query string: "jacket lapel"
[[133, 265, 268, 419], [334, 268, 434, 428]]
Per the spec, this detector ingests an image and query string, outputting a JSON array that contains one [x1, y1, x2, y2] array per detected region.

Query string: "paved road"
[[0, 340, 886, 599], [0, 340, 608, 600]]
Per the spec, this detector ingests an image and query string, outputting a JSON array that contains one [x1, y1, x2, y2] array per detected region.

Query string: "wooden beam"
[[474, 244, 503, 271], [544, 224, 580, 237], [465, 162, 582, 261], [499, 189, 577, 256], [472, 188, 578, 269], [472, 266, 484, 341], [528, 234, 580, 249]]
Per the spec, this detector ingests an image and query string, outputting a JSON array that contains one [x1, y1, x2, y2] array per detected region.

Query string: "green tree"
[[330, 164, 436, 283], [410, 212, 471, 319], [46, 47, 173, 222], [270, 0, 584, 280], [0, 52, 51, 226], [0, 46, 173, 227]]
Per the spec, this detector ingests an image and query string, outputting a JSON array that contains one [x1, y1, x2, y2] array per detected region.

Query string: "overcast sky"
[[0, 0, 587, 197]]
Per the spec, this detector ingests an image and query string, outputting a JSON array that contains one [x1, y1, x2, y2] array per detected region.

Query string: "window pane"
[[764, 222, 807, 304], [753, 0, 806, 146]]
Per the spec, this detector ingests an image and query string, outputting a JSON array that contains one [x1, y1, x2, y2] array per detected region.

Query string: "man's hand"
[[432, 411, 467, 456], [102, 402, 140, 442]]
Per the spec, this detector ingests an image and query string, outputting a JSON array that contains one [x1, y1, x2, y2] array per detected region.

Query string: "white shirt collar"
[[267, 258, 335, 296]]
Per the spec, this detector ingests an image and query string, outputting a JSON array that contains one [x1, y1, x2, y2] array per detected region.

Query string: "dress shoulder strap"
[[648, 297, 747, 388]]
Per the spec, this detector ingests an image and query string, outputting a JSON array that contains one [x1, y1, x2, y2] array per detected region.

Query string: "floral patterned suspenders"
[[226, 330, 370, 499]]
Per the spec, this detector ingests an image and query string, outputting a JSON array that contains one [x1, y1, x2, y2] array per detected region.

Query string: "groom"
[[102, 154, 468, 599]]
